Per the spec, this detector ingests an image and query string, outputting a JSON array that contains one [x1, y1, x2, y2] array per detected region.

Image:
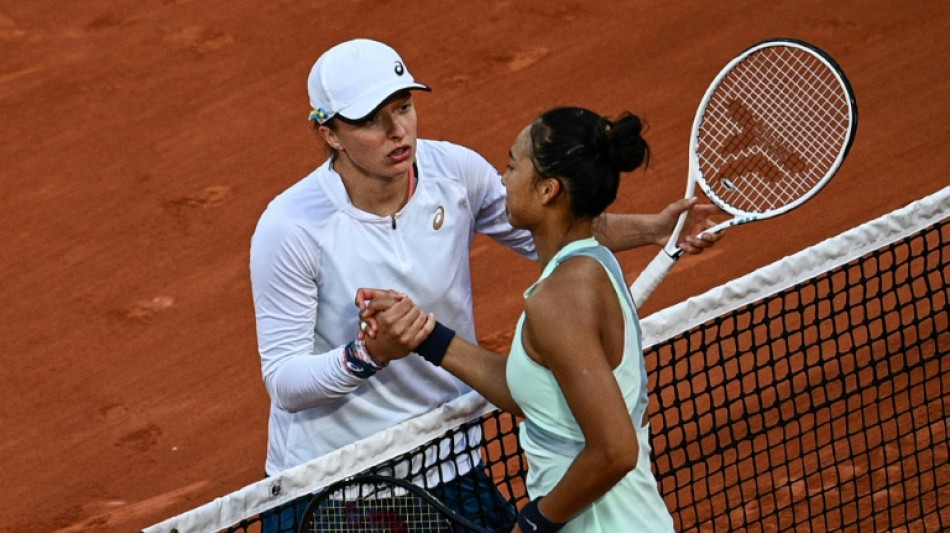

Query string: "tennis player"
[[360, 107, 677, 532], [251, 38, 714, 531]]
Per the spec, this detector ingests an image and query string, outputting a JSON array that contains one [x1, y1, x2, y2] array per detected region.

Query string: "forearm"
[[537, 442, 638, 523], [440, 337, 523, 417], [593, 213, 662, 252], [262, 345, 368, 412]]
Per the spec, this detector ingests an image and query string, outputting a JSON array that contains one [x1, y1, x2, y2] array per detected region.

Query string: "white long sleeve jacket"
[[250, 140, 535, 474]]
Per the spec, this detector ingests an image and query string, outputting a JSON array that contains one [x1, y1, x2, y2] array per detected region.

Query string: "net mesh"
[[649, 225, 948, 531], [143, 187, 948, 533]]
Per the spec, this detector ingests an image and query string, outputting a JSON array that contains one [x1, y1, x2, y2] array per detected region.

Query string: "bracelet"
[[517, 498, 565, 533], [342, 339, 387, 378], [413, 320, 455, 366]]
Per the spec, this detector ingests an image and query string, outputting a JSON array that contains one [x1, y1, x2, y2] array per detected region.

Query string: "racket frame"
[[693, 38, 859, 231], [630, 37, 858, 308]]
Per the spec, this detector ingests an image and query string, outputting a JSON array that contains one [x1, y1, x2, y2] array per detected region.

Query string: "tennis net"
[[143, 185, 948, 533]]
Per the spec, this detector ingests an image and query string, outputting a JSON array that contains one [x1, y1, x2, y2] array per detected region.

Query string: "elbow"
[[604, 445, 638, 477], [590, 437, 639, 480], [270, 391, 311, 414], [274, 396, 308, 414], [263, 372, 309, 413]]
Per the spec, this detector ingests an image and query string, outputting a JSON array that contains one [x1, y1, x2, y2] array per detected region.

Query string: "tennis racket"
[[629, 38, 858, 308], [297, 474, 496, 533]]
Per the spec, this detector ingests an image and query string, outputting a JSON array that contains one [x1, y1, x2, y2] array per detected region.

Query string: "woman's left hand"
[[657, 197, 724, 254]]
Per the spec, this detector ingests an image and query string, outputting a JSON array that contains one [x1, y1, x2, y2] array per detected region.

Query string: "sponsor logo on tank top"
[[432, 206, 445, 230]]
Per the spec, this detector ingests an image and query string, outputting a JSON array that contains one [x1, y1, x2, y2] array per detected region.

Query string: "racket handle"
[[630, 249, 681, 309]]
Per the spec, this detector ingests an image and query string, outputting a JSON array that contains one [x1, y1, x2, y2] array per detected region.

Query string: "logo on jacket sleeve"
[[432, 206, 445, 230]]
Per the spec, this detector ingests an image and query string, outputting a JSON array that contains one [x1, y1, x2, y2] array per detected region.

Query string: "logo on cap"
[[394, 61, 405, 76]]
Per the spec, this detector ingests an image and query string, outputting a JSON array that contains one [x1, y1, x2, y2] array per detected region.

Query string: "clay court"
[[0, 1, 946, 532]]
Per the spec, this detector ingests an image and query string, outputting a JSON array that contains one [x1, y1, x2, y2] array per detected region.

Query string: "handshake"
[[353, 288, 455, 367]]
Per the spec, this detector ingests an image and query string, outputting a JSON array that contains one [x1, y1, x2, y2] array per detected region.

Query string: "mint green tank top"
[[505, 237, 675, 532]]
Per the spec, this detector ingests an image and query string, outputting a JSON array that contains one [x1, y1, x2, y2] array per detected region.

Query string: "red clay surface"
[[1, 2, 946, 532]]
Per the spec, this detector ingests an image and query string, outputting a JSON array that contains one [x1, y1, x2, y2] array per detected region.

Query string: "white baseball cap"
[[307, 39, 430, 124]]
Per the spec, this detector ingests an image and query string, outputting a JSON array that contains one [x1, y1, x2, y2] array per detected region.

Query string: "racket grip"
[[630, 250, 680, 309]]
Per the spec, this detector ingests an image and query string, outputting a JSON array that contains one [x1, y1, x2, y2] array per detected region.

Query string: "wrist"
[[653, 212, 670, 247], [517, 498, 565, 533], [342, 339, 387, 378], [414, 321, 455, 366]]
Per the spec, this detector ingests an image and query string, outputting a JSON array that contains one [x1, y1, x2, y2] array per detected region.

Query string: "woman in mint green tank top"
[[359, 107, 722, 532]]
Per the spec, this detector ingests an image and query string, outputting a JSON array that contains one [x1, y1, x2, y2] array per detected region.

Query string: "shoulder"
[[416, 139, 497, 181], [252, 167, 340, 253], [417, 138, 479, 160], [523, 257, 609, 363], [526, 256, 609, 324], [258, 166, 337, 227]]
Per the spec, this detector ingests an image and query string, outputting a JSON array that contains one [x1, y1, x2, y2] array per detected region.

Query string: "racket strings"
[[697, 44, 853, 214], [301, 481, 452, 533]]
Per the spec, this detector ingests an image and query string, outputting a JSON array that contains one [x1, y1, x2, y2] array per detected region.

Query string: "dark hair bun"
[[591, 114, 649, 173], [530, 106, 651, 218]]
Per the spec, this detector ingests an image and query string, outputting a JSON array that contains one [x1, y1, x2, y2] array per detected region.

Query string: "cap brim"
[[337, 82, 431, 123]]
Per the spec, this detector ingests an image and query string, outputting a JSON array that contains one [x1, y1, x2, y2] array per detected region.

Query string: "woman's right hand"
[[354, 288, 435, 363]]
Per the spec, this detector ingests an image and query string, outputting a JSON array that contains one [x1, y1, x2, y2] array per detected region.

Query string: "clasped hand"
[[354, 288, 435, 364]]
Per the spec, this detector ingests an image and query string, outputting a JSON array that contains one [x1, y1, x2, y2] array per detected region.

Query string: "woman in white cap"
[[250, 38, 718, 531]]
